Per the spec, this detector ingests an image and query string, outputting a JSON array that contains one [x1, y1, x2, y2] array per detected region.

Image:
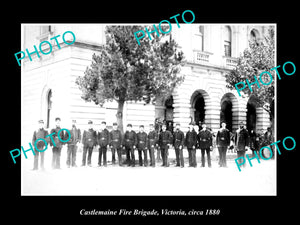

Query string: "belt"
[[100, 137, 106, 140], [113, 139, 119, 141], [201, 139, 207, 141], [220, 137, 225, 140]]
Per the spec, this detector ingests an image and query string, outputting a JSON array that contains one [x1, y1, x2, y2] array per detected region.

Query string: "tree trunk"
[[116, 99, 125, 134]]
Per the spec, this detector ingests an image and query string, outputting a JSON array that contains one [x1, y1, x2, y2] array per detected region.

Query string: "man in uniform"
[[185, 124, 197, 167], [173, 123, 185, 167], [137, 125, 148, 167], [50, 117, 66, 169], [32, 120, 49, 170], [97, 121, 110, 167], [82, 120, 97, 167], [110, 123, 123, 166], [198, 123, 213, 168], [67, 120, 81, 168], [147, 124, 158, 167], [216, 122, 230, 167], [123, 124, 137, 167], [234, 121, 250, 168], [158, 123, 173, 167]]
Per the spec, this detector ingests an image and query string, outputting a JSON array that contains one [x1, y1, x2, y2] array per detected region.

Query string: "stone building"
[[21, 24, 274, 150]]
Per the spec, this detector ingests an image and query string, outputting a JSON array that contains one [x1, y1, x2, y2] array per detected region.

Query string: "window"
[[194, 25, 204, 51], [224, 26, 232, 57], [40, 25, 52, 35], [250, 29, 260, 43]]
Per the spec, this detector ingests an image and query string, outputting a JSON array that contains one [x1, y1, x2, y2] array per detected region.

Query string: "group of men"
[[32, 117, 251, 170]]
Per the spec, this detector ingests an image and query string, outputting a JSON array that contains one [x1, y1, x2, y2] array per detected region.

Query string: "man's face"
[[222, 123, 226, 128], [72, 121, 76, 127], [149, 125, 154, 131], [176, 125, 180, 130], [202, 125, 207, 130], [38, 122, 44, 129], [100, 123, 106, 130], [55, 120, 60, 126], [113, 125, 117, 130], [89, 124, 93, 129], [127, 126, 132, 132], [162, 125, 166, 131], [139, 127, 144, 132]]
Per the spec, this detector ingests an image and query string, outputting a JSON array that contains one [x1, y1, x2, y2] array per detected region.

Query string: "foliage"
[[225, 27, 275, 116]]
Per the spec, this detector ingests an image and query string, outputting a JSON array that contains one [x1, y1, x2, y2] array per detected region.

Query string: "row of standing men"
[[32, 118, 249, 170]]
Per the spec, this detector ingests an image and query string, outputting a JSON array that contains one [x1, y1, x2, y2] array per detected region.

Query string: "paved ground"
[[21, 147, 276, 196]]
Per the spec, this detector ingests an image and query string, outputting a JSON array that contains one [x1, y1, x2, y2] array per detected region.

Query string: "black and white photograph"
[[4, 5, 298, 224], [20, 23, 277, 195]]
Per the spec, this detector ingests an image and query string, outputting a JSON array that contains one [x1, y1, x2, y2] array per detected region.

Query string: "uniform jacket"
[[234, 128, 250, 151], [110, 129, 122, 148], [50, 126, 66, 148], [82, 128, 97, 148], [147, 130, 158, 149], [173, 129, 185, 148], [32, 128, 49, 150], [198, 129, 213, 149], [185, 130, 197, 149], [137, 131, 148, 149], [158, 130, 173, 148], [216, 128, 230, 147], [97, 129, 110, 147], [68, 126, 81, 145], [123, 130, 137, 148]]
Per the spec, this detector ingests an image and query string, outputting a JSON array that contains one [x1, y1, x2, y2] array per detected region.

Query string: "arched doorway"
[[191, 90, 209, 127], [46, 89, 52, 129], [247, 96, 257, 132], [164, 95, 174, 132], [220, 93, 239, 132], [220, 100, 232, 132]]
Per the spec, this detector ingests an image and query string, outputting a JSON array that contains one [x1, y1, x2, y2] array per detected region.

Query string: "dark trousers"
[[160, 145, 169, 167], [111, 147, 116, 164], [138, 148, 148, 166], [82, 145, 93, 166], [175, 147, 184, 167], [52, 146, 62, 169], [218, 146, 227, 167], [33, 149, 44, 170], [98, 146, 107, 166], [187, 148, 197, 167], [187, 148, 192, 166], [67, 145, 77, 167], [125, 146, 135, 166], [237, 151, 246, 167], [149, 146, 155, 167], [201, 147, 211, 167], [111, 146, 122, 166], [156, 148, 161, 161]]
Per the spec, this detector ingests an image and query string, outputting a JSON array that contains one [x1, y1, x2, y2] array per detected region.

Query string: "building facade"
[[21, 24, 274, 150]]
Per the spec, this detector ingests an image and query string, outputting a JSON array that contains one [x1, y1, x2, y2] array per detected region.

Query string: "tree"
[[75, 25, 185, 132], [225, 27, 275, 127]]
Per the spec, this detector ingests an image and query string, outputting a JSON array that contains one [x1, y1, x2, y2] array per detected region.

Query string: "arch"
[[250, 28, 260, 42], [40, 85, 52, 129], [247, 95, 258, 132], [190, 89, 211, 126], [220, 92, 239, 132]]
